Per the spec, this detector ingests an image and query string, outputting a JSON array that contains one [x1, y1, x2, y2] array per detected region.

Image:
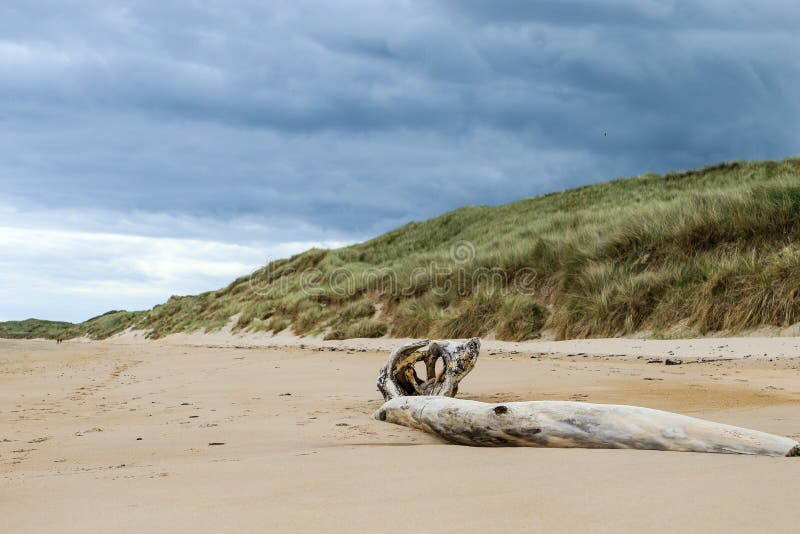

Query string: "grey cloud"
[[3, 0, 798, 321], [1, 0, 798, 236], [440, 1, 800, 29]]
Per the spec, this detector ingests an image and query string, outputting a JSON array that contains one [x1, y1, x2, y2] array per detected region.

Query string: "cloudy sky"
[[2, 1, 798, 322]]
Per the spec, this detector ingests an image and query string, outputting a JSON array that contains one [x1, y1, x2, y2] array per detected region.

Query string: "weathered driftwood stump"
[[376, 338, 480, 401], [375, 396, 800, 456]]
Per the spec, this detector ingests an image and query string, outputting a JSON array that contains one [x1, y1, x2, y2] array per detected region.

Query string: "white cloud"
[[0, 221, 349, 322]]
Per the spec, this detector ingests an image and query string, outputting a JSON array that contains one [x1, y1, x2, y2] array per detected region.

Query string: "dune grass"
[[62, 310, 146, 339], [0, 319, 73, 339], [6, 157, 800, 342]]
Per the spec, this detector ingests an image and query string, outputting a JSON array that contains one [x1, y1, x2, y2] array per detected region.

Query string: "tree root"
[[376, 338, 480, 401]]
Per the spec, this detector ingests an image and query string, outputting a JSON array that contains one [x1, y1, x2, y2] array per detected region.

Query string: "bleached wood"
[[375, 396, 800, 456], [376, 338, 480, 401]]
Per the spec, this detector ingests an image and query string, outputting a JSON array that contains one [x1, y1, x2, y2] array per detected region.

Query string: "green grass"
[[5, 157, 800, 342], [63, 310, 146, 339], [0, 319, 73, 339]]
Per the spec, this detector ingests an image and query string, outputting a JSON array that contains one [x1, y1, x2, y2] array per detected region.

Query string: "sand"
[[3, 335, 800, 533]]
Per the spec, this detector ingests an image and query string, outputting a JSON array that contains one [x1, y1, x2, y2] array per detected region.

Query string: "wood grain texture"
[[376, 338, 480, 401], [376, 396, 800, 456]]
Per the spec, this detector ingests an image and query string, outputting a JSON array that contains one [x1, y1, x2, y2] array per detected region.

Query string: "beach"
[[2, 336, 800, 533]]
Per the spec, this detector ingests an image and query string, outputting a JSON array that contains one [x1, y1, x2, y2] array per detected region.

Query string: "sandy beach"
[[3, 335, 800, 533]]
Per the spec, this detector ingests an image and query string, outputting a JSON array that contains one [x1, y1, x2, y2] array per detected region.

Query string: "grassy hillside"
[[6, 157, 800, 341], [61, 310, 147, 339], [0, 319, 74, 339], [0, 311, 145, 340]]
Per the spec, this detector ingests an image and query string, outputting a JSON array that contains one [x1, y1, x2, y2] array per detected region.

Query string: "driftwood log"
[[376, 338, 480, 401], [376, 396, 800, 456]]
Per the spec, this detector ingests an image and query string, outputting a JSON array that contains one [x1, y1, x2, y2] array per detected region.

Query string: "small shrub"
[[292, 306, 327, 335], [263, 315, 291, 334], [433, 291, 501, 338], [390, 295, 446, 337], [338, 300, 376, 321], [326, 319, 388, 339], [347, 319, 388, 338], [551, 263, 672, 338], [495, 295, 549, 341], [689, 248, 800, 333]]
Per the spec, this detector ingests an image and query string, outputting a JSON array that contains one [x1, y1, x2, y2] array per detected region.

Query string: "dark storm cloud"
[[1, 0, 798, 237]]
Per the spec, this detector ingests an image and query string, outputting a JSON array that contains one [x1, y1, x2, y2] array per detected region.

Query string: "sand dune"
[[2, 336, 800, 533]]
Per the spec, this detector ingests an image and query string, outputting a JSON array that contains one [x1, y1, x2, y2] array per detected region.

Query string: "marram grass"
[[5, 158, 800, 341]]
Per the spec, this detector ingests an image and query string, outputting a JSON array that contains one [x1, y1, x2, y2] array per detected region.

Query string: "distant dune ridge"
[[0, 319, 73, 339], [5, 157, 800, 342]]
